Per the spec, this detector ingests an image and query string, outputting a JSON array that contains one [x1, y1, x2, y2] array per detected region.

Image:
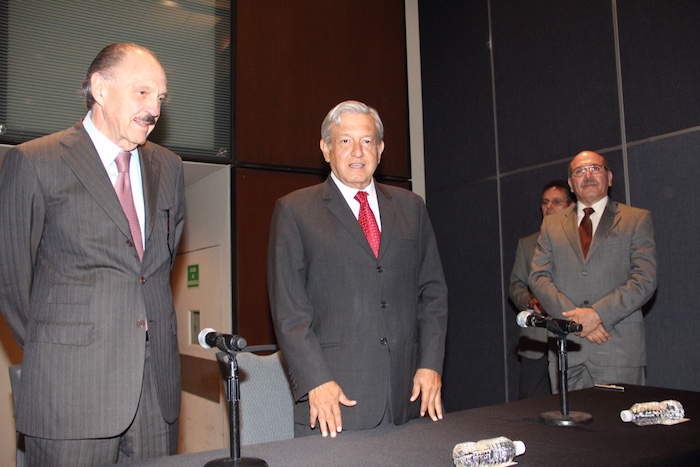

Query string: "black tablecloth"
[[126, 385, 700, 466]]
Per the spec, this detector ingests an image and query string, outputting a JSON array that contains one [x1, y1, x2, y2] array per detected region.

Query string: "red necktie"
[[115, 151, 143, 261], [579, 207, 594, 259], [355, 191, 380, 258]]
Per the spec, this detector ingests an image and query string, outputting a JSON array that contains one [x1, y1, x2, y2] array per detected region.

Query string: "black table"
[[127, 385, 700, 466]]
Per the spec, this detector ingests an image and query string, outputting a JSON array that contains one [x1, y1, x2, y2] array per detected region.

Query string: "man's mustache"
[[137, 114, 157, 125]]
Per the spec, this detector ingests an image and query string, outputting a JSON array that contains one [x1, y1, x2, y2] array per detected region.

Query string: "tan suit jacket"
[[529, 200, 657, 370]]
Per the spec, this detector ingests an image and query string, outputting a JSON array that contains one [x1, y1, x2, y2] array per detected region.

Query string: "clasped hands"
[[562, 307, 609, 344], [308, 368, 443, 438]]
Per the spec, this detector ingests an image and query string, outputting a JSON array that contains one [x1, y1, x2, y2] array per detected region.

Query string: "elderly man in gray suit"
[[0, 43, 185, 465], [268, 100, 448, 438], [529, 150, 657, 392]]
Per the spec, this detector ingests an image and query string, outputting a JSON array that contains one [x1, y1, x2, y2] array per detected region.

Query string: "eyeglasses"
[[569, 164, 607, 178], [541, 199, 569, 207]]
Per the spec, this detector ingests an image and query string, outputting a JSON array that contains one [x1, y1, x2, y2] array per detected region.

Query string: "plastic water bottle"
[[452, 436, 526, 466], [620, 399, 685, 426]]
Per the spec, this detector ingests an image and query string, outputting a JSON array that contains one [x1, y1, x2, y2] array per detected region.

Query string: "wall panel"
[[628, 134, 700, 391], [419, 0, 495, 190], [235, 169, 325, 344], [429, 180, 505, 411], [235, 0, 410, 178], [491, 0, 620, 171], [618, 0, 700, 141]]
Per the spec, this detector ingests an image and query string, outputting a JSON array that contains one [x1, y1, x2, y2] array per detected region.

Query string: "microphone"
[[516, 310, 583, 335], [198, 328, 247, 352]]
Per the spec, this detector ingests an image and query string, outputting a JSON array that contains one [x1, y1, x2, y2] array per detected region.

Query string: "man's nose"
[[146, 99, 161, 120]]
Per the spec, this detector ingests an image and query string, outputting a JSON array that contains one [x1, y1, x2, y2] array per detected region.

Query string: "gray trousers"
[[24, 342, 178, 466]]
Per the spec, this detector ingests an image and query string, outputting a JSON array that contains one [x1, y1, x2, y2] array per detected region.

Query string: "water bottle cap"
[[513, 440, 526, 456], [620, 410, 633, 422]]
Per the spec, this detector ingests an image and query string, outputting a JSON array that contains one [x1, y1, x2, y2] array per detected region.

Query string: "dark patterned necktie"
[[354, 191, 380, 258], [579, 207, 594, 259], [115, 151, 143, 261]]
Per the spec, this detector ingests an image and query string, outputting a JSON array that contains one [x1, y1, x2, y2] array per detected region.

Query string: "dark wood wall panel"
[[235, 0, 410, 178], [235, 169, 325, 345]]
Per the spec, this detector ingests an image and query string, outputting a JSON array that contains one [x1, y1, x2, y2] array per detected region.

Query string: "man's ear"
[[320, 138, 331, 163], [91, 72, 106, 106]]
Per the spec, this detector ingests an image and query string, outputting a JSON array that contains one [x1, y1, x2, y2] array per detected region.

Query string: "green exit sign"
[[187, 264, 199, 288]]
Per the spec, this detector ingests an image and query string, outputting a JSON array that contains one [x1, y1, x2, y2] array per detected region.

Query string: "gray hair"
[[321, 100, 384, 151]]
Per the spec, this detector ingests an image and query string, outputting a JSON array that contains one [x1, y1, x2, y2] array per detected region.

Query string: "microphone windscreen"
[[198, 327, 216, 349], [516, 311, 531, 328]]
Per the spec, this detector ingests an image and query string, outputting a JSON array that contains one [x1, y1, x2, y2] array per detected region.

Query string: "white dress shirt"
[[330, 171, 382, 231], [83, 112, 146, 251], [576, 196, 608, 237]]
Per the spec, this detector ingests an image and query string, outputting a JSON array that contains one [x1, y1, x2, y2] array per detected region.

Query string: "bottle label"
[[659, 418, 689, 426]]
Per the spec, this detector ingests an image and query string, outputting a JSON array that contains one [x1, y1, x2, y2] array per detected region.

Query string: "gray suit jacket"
[[267, 176, 448, 429], [0, 121, 185, 439], [529, 200, 657, 369], [509, 232, 548, 359]]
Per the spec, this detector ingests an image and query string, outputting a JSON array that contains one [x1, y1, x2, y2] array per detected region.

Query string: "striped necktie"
[[115, 151, 143, 261]]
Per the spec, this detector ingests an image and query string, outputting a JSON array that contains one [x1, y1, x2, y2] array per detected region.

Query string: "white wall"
[[173, 162, 232, 453]]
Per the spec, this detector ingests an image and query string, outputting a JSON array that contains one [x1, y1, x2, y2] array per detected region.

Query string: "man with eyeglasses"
[[529, 150, 657, 392], [509, 180, 573, 399]]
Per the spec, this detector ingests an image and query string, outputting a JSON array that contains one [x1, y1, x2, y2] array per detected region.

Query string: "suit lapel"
[[587, 199, 620, 259], [59, 122, 132, 241], [323, 177, 378, 259], [140, 145, 161, 247], [561, 205, 584, 260], [375, 184, 394, 260]]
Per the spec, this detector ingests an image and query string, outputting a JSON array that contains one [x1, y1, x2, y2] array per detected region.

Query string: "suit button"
[[380, 301, 388, 308], [376, 266, 383, 273], [380, 337, 388, 345], [137, 319, 146, 328], [582, 271, 588, 276], [140, 277, 147, 285], [126, 239, 133, 247]]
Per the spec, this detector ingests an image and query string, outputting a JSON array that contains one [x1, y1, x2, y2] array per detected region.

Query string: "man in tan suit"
[[529, 151, 657, 391]]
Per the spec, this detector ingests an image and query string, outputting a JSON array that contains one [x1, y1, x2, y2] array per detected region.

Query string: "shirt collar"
[[577, 196, 608, 217], [330, 171, 377, 203], [82, 111, 138, 165]]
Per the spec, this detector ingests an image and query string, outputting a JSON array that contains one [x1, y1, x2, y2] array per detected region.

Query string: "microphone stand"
[[204, 343, 267, 466], [540, 323, 593, 426]]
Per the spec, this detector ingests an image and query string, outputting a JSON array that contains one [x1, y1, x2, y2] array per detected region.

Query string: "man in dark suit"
[[529, 151, 657, 391], [268, 100, 448, 438], [509, 180, 572, 398], [0, 43, 185, 465]]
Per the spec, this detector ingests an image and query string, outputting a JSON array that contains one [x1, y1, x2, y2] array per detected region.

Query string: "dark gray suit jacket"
[[529, 200, 657, 370], [0, 121, 185, 439], [267, 176, 448, 429]]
